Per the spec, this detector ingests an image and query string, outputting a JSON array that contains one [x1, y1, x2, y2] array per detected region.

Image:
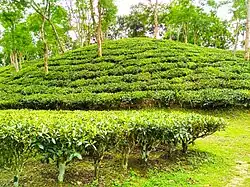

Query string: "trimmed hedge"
[[1, 89, 250, 110], [0, 38, 250, 109], [0, 110, 226, 185]]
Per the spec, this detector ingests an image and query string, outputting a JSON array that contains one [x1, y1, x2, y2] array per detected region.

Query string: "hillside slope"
[[1, 38, 250, 110]]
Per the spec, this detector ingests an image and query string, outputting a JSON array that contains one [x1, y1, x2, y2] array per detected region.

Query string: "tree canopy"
[[0, 0, 248, 72]]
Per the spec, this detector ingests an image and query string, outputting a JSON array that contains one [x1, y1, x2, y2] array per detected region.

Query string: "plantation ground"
[[0, 109, 249, 187]]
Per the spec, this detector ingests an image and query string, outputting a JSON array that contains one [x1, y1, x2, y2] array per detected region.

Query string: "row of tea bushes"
[[0, 110, 226, 186], [0, 38, 249, 110], [1, 89, 250, 110]]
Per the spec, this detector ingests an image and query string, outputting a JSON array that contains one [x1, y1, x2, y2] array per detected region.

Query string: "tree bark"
[[94, 159, 100, 180], [18, 53, 22, 70], [168, 26, 172, 40], [122, 146, 131, 170], [184, 24, 188, 44], [10, 23, 19, 72], [141, 144, 150, 163], [2, 57, 6, 66], [41, 16, 49, 74], [97, 0, 102, 57], [89, 0, 96, 26], [234, 21, 240, 55], [86, 22, 91, 45], [10, 53, 14, 67], [177, 28, 181, 41], [30, 0, 65, 54], [58, 161, 66, 183], [47, 19, 65, 53], [10, 52, 19, 72], [194, 31, 198, 45], [153, 0, 159, 39], [14, 52, 19, 71], [90, 0, 97, 42], [245, 0, 250, 60]]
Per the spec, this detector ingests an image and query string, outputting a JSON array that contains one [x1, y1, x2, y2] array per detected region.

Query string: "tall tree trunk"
[[194, 31, 198, 45], [153, 0, 159, 39], [10, 53, 14, 67], [184, 34, 188, 44], [90, 0, 96, 26], [10, 25, 19, 72], [168, 26, 172, 40], [177, 28, 181, 41], [41, 16, 49, 74], [245, 0, 250, 60], [14, 52, 19, 71], [18, 53, 22, 70], [184, 24, 188, 44], [234, 21, 240, 55], [48, 19, 65, 53], [97, 0, 102, 57], [10, 52, 19, 72], [30, 0, 65, 53], [2, 57, 6, 66], [90, 0, 96, 42], [86, 23, 91, 45]]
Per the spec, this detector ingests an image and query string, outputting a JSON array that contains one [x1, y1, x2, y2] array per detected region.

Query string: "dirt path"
[[226, 161, 250, 187]]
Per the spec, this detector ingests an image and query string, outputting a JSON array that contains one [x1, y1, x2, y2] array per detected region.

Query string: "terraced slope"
[[1, 38, 250, 110]]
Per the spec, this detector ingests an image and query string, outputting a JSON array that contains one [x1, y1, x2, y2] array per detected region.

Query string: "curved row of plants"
[[3, 60, 249, 84], [0, 38, 249, 110], [1, 89, 250, 110], [4, 76, 250, 93], [0, 110, 226, 186]]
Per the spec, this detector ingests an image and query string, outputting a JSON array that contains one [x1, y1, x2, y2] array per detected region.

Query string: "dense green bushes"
[[0, 38, 250, 110], [1, 89, 250, 110], [0, 110, 226, 185]]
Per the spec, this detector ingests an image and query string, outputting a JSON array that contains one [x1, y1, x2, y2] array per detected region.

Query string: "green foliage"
[[0, 115, 38, 186], [0, 38, 249, 110], [26, 4, 71, 56], [164, 0, 233, 48], [111, 1, 233, 49], [100, 0, 117, 33], [0, 109, 226, 185], [0, 0, 31, 67], [111, 3, 168, 38]]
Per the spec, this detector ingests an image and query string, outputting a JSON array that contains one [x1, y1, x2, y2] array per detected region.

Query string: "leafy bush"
[[0, 114, 38, 187], [0, 110, 226, 184], [0, 38, 250, 110]]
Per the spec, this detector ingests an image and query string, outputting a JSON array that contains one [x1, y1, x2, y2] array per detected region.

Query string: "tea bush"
[[0, 38, 249, 109], [0, 110, 226, 185]]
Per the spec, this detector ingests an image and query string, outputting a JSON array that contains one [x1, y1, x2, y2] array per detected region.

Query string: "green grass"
[[0, 109, 249, 186]]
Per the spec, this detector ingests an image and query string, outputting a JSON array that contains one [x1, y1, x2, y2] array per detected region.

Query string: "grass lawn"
[[0, 109, 249, 186]]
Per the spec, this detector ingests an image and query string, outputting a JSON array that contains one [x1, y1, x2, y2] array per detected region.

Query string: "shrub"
[[1, 38, 249, 110], [0, 110, 226, 185]]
